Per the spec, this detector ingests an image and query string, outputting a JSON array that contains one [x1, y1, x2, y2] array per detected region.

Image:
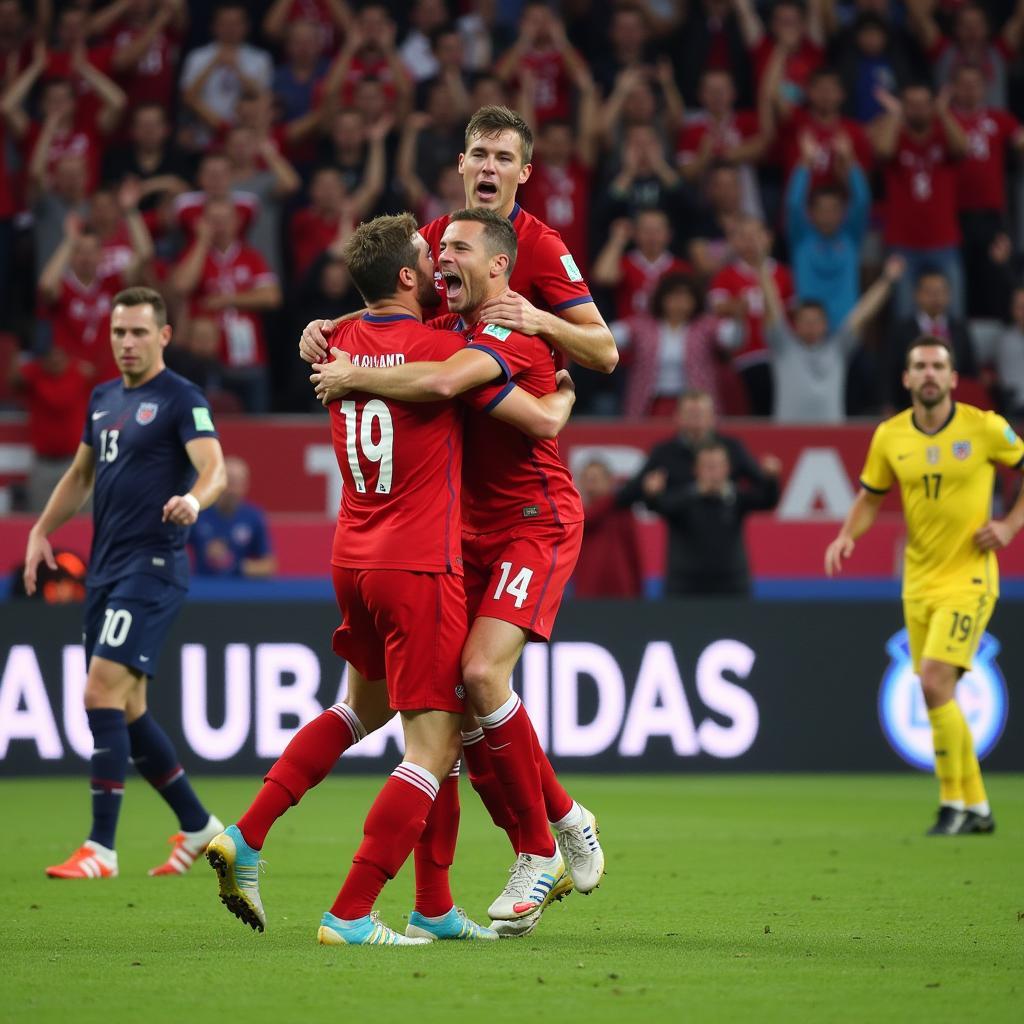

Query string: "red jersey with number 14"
[[454, 318, 584, 533], [328, 313, 466, 573], [419, 203, 594, 319]]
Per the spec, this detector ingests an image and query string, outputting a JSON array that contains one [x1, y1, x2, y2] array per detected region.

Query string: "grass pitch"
[[1, 774, 1020, 1024]]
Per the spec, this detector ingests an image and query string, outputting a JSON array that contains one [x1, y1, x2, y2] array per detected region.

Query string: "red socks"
[[462, 727, 520, 851], [413, 763, 461, 917], [238, 703, 364, 850], [332, 762, 439, 920], [531, 720, 573, 823], [479, 695, 555, 857]]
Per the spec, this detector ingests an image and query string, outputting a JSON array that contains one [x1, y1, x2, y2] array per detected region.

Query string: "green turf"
[[1, 775, 1021, 1024]]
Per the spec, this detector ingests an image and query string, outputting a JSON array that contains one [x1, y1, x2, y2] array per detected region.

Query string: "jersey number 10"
[[340, 399, 394, 494]]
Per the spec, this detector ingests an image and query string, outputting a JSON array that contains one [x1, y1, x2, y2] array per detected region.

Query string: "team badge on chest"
[[926, 445, 940, 464], [136, 402, 159, 425], [952, 441, 971, 460]]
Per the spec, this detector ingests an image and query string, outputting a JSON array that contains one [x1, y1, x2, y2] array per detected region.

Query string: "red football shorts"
[[462, 521, 583, 641], [330, 566, 468, 714]]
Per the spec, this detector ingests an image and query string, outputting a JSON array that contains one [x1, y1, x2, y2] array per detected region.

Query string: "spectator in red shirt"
[[317, 3, 411, 121], [171, 152, 260, 243], [10, 345, 94, 512], [735, 0, 825, 102], [517, 85, 600, 275], [496, 2, 588, 125], [263, 0, 350, 59], [767, 65, 874, 188], [948, 62, 1024, 318], [37, 201, 152, 380], [91, 0, 187, 117], [676, 69, 766, 217], [871, 81, 968, 318], [170, 197, 283, 412], [289, 161, 384, 282], [709, 214, 795, 415], [906, 0, 1024, 108], [572, 458, 644, 599], [593, 209, 691, 320], [2, 42, 126, 194]]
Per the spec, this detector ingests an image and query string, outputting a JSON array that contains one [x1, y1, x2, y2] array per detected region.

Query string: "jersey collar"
[[362, 313, 418, 323], [911, 401, 957, 436], [508, 202, 522, 223]]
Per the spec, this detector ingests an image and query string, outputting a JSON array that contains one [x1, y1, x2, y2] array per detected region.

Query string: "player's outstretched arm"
[[489, 370, 576, 440], [24, 443, 96, 595], [824, 488, 884, 577], [477, 292, 619, 375], [162, 437, 227, 526], [311, 347, 501, 404]]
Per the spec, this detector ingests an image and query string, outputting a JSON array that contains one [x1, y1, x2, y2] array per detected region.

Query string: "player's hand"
[[974, 519, 1016, 551], [162, 495, 200, 526], [824, 534, 855, 577], [311, 347, 354, 404], [299, 319, 334, 364], [478, 290, 546, 336], [23, 530, 58, 597], [555, 368, 575, 399]]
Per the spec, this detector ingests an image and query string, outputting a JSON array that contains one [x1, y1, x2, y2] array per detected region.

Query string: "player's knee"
[[84, 662, 132, 710], [460, 654, 504, 705], [918, 663, 957, 708], [343, 694, 393, 734]]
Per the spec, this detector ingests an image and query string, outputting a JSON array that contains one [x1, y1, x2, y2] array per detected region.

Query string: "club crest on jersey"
[[926, 445, 940, 464], [952, 441, 971, 460], [136, 402, 159, 425]]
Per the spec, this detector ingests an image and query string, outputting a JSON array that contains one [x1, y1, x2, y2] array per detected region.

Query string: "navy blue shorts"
[[84, 574, 187, 676]]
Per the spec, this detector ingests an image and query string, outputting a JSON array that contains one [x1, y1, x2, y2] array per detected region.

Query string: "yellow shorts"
[[903, 590, 996, 673]]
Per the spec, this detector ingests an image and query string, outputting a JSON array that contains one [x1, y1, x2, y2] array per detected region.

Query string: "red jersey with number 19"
[[457, 320, 584, 533], [328, 313, 467, 573], [419, 203, 594, 318]]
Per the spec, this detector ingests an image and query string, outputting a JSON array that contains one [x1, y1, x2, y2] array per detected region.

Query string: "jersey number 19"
[[341, 399, 394, 494]]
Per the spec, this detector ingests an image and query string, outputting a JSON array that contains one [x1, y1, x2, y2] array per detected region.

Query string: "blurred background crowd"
[[5, 0, 1024, 426]]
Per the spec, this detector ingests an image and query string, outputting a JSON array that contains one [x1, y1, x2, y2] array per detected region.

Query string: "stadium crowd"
[[5, 0, 1024, 425]]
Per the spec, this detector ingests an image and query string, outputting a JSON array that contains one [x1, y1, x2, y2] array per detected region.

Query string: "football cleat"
[[487, 851, 570, 921], [490, 906, 543, 938], [318, 911, 430, 946], [206, 825, 266, 932], [46, 841, 118, 879], [926, 806, 967, 836], [955, 810, 996, 835], [555, 804, 604, 894], [149, 814, 224, 876], [405, 906, 498, 941]]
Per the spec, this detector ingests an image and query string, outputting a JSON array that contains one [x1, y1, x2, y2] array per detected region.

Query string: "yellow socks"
[[956, 703, 989, 812], [927, 700, 964, 806]]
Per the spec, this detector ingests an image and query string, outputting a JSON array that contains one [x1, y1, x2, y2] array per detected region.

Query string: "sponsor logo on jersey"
[[522, 505, 540, 518], [926, 445, 940, 464], [482, 324, 511, 342], [92, 410, 109, 421], [560, 254, 583, 282], [455, 684, 466, 700], [952, 440, 971, 460], [878, 629, 1008, 771], [136, 402, 159, 425]]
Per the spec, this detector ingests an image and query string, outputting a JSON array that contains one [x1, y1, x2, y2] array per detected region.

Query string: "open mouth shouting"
[[474, 178, 499, 204], [443, 270, 465, 301]]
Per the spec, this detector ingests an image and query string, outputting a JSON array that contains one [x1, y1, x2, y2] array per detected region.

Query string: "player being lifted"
[[825, 337, 1024, 835], [23, 287, 227, 879], [208, 213, 578, 942]]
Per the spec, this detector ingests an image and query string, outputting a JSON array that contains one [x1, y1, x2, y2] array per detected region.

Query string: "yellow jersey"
[[859, 402, 1024, 599]]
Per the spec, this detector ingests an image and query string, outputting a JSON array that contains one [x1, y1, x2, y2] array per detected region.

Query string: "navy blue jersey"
[[82, 369, 218, 588]]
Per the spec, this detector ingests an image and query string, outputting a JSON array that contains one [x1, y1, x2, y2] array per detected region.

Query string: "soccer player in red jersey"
[[301, 105, 618, 375], [311, 209, 604, 934], [210, 213, 577, 942]]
